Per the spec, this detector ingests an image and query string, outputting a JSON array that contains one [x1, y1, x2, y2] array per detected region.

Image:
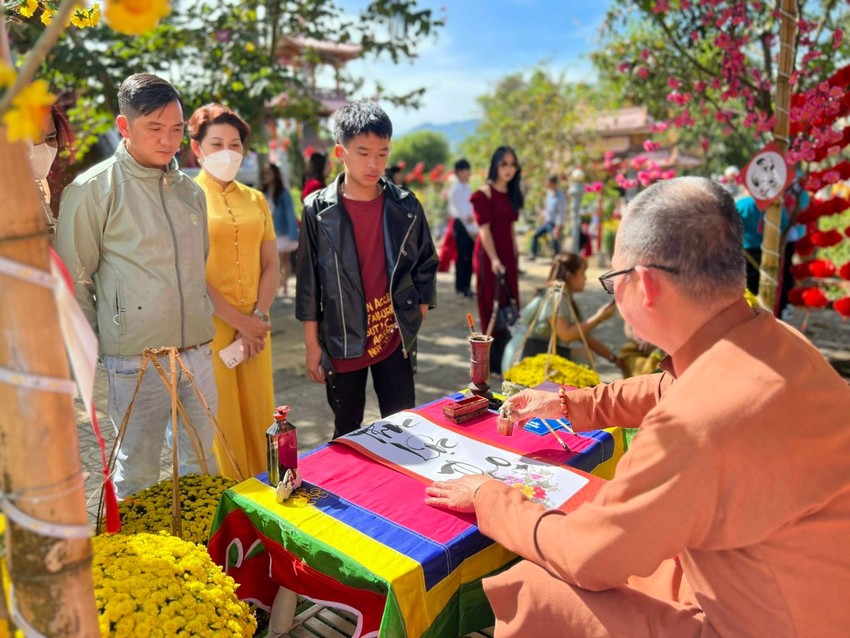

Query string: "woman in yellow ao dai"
[[189, 103, 280, 479]]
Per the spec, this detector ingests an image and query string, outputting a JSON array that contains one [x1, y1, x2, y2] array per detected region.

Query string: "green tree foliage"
[[7, 0, 444, 156], [460, 69, 599, 215], [591, 0, 850, 175], [390, 130, 450, 171]]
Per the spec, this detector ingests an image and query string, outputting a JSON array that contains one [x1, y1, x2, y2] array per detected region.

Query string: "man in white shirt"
[[529, 175, 566, 260], [448, 159, 476, 297]]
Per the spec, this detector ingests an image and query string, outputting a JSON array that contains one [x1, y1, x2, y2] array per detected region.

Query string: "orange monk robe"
[[476, 299, 850, 638]]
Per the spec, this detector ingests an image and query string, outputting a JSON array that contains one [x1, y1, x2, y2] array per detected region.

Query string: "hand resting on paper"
[[496, 389, 564, 436], [424, 475, 492, 513]]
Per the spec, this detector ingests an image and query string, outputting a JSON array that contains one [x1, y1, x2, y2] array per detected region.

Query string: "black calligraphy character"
[[437, 460, 487, 476]]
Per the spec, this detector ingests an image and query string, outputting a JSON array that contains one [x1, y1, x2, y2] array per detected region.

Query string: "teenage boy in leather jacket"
[[295, 101, 438, 438]]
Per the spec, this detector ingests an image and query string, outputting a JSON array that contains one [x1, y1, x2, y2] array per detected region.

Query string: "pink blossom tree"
[[593, 0, 850, 318]]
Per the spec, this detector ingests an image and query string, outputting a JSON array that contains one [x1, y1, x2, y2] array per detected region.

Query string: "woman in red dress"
[[302, 151, 328, 200], [472, 146, 523, 376]]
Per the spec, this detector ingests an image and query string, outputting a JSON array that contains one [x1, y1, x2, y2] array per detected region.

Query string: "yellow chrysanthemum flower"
[[0, 63, 15, 88], [104, 0, 171, 36], [245, 42, 256, 52], [504, 353, 601, 389], [17, 0, 38, 18], [2, 80, 56, 143]]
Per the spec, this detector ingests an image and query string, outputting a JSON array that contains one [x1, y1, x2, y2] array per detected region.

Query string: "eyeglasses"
[[598, 264, 679, 294]]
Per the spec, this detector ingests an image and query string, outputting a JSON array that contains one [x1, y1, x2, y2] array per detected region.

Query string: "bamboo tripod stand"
[[96, 346, 246, 537], [506, 281, 597, 380]]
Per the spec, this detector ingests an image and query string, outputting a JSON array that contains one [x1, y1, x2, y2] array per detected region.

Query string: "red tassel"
[[103, 471, 121, 533]]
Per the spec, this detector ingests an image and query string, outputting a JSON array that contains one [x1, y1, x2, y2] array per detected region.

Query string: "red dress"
[[472, 188, 519, 335], [302, 178, 324, 201]]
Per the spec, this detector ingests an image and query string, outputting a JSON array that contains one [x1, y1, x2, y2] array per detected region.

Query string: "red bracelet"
[[558, 385, 570, 418]]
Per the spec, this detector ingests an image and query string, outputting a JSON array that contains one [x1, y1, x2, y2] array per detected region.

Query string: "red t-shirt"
[[331, 193, 401, 373]]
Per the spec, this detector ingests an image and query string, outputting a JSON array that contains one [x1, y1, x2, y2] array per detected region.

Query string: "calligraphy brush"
[[466, 313, 477, 337], [542, 420, 571, 453]]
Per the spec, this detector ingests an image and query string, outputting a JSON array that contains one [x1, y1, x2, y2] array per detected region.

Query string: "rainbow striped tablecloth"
[[208, 396, 616, 638]]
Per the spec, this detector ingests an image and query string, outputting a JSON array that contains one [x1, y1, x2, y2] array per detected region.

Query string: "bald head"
[[616, 177, 745, 301]]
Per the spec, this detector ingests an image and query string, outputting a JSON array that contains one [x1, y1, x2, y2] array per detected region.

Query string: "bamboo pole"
[[0, 0, 98, 633], [758, 0, 798, 312], [0, 132, 99, 634]]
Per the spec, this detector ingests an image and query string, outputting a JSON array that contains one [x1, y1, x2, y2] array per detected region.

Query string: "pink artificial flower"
[[643, 140, 660, 152], [636, 66, 650, 80]]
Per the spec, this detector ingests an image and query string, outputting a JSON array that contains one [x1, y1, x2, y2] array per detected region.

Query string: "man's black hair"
[[547, 174, 559, 184], [334, 101, 393, 145], [118, 73, 182, 119], [454, 158, 471, 172]]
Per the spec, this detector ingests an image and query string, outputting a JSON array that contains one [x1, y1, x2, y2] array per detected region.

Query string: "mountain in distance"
[[405, 119, 480, 149]]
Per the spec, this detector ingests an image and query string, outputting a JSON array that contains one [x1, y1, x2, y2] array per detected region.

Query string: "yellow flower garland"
[[504, 353, 600, 389], [119, 474, 237, 545], [93, 532, 256, 637]]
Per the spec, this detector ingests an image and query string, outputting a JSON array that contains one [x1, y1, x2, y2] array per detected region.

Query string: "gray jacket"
[[56, 142, 214, 356]]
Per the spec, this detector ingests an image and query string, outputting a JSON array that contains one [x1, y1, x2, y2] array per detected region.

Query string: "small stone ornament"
[[274, 468, 302, 503]]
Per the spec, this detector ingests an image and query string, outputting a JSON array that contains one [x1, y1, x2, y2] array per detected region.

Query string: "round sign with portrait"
[[741, 142, 796, 211], [744, 151, 787, 200]]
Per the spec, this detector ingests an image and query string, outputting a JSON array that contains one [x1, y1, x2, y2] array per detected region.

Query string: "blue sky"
[[338, 0, 612, 134]]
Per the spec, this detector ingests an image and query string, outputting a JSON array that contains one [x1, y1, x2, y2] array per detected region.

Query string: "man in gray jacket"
[[56, 74, 218, 498]]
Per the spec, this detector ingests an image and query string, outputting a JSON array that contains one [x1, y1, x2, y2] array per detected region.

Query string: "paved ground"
[[75, 252, 850, 521]]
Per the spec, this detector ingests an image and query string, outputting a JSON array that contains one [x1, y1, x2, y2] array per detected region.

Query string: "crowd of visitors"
[[35, 69, 850, 638]]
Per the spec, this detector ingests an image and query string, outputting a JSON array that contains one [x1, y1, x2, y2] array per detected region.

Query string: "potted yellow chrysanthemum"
[[117, 474, 237, 545], [92, 532, 256, 637]]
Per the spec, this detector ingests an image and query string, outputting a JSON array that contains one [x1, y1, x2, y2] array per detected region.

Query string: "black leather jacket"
[[295, 175, 438, 373]]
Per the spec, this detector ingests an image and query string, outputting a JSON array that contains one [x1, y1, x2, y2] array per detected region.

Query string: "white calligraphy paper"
[[342, 411, 589, 510]]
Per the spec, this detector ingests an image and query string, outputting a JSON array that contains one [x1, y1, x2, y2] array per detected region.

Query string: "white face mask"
[[30, 143, 58, 180], [202, 149, 243, 183]]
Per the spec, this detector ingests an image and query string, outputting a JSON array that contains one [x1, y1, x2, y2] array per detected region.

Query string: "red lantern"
[[833, 297, 850, 318], [809, 229, 843, 247], [802, 287, 829, 308], [845, 225, 850, 238], [788, 287, 805, 306], [789, 262, 811, 280], [839, 262, 850, 280], [794, 234, 816, 256], [808, 259, 836, 278]]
